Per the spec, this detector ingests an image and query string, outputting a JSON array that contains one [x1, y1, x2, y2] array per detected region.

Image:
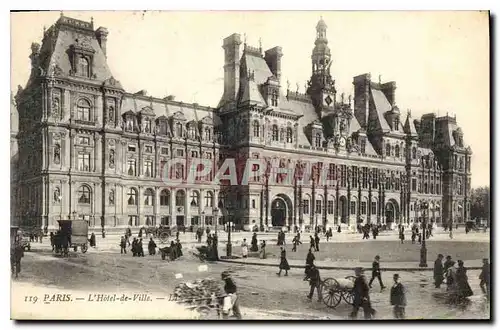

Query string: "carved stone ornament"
[[53, 187, 61, 202], [50, 64, 64, 77], [109, 149, 115, 168], [75, 36, 93, 51], [53, 132, 61, 140], [109, 189, 115, 205], [108, 139, 115, 147]]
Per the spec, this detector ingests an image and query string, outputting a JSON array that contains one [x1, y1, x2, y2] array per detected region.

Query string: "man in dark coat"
[[443, 256, 454, 273], [304, 264, 322, 301], [314, 233, 320, 252], [479, 258, 490, 299], [351, 267, 375, 319], [390, 274, 407, 319], [131, 238, 138, 256], [120, 236, 127, 254], [292, 235, 298, 252], [434, 254, 444, 288], [305, 248, 315, 275], [250, 233, 258, 252], [368, 255, 386, 290], [89, 232, 96, 248], [11, 239, 24, 278], [148, 237, 157, 255], [456, 260, 473, 301], [277, 247, 290, 276], [138, 238, 145, 257]]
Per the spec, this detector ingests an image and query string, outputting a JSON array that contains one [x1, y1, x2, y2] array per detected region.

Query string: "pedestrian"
[[479, 258, 490, 299], [138, 227, 143, 238], [176, 239, 183, 258], [455, 260, 473, 302], [433, 254, 444, 288], [337, 225, 341, 233], [327, 227, 332, 241], [368, 255, 386, 291], [390, 274, 407, 319], [138, 238, 145, 257], [351, 267, 375, 320], [411, 229, 416, 244], [309, 235, 316, 252], [446, 261, 457, 292], [443, 256, 454, 272], [169, 241, 177, 260], [250, 233, 258, 252], [304, 264, 322, 301], [277, 231, 282, 246], [292, 235, 298, 252], [277, 247, 290, 276], [221, 271, 242, 319], [305, 248, 315, 275], [131, 238, 138, 256], [10, 238, 24, 279], [259, 240, 267, 259], [241, 238, 248, 258], [399, 229, 405, 244], [176, 231, 180, 241], [120, 236, 127, 254], [89, 232, 96, 248], [148, 237, 157, 255], [50, 232, 55, 251], [314, 233, 320, 252]]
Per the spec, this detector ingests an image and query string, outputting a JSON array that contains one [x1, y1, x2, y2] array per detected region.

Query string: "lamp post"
[[419, 201, 429, 267], [227, 207, 233, 257]]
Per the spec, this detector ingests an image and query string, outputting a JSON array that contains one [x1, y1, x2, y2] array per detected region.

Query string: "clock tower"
[[307, 17, 337, 118]]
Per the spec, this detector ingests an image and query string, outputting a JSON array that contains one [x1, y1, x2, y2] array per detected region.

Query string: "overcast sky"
[[10, 11, 489, 187]]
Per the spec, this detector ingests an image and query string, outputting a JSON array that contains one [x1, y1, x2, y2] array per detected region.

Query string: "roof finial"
[[259, 37, 262, 52], [341, 92, 345, 104], [296, 83, 299, 93], [408, 109, 412, 117], [60, 11, 64, 17], [287, 79, 290, 91], [91, 16, 94, 25], [378, 74, 382, 84]]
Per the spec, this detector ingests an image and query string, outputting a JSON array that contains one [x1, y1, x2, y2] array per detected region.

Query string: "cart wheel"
[[342, 276, 356, 305], [321, 278, 342, 308], [160, 232, 169, 243], [73, 246, 78, 252], [81, 244, 88, 253]]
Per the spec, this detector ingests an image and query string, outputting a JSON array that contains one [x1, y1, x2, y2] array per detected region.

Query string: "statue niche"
[[109, 149, 115, 168], [53, 143, 61, 164]]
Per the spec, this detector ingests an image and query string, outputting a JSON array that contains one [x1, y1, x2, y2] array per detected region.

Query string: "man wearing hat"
[[351, 267, 375, 319], [479, 258, 490, 299], [221, 271, 242, 320], [390, 273, 407, 319], [368, 255, 386, 291], [433, 254, 444, 288]]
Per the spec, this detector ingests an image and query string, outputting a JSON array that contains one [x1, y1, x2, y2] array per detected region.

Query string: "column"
[[200, 189, 205, 228], [368, 169, 372, 224], [185, 188, 189, 227], [293, 179, 297, 228], [154, 186, 159, 226], [335, 181, 339, 225], [347, 167, 351, 226], [171, 189, 176, 227], [137, 186, 142, 227]]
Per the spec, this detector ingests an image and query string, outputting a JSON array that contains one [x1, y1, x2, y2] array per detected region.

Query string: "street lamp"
[[419, 201, 429, 267], [227, 207, 233, 257]]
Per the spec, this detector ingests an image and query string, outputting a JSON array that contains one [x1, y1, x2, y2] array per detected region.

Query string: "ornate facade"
[[11, 15, 472, 232]]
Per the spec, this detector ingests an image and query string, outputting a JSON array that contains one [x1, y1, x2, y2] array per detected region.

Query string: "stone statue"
[[52, 97, 60, 118], [53, 188, 60, 202], [108, 106, 115, 124], [109, 190, 115, 205], [109, 150, 115, 168], [54, 144, 61, 164]]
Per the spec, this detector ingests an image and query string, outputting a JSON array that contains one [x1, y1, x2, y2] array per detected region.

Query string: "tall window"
[[77, 99, 91, 121], [315, 133, 322, 147], [175, 190, 185, 207], [272, 125, 279, 141], [372, 170, 378, 189], [143, 119, 152, 133], [78, 56, 89, 77], [352, 166, 358, 188], [191, 151, 198, 158], [395, 178, 401, 191], [159, 121, 168, 135], [204, 128, 211, 141], [360, 138, 366, 154], [315, 200, 322, 213], [78, 185, 91, 204], [412, 178, 417, 192], [350, 201, 356, 215], [395, 145, 400, 158], [303, 199, 310, 215], [188, 125, 196, 140], [394, 118, 400, 130], [190, 191, 200, 207], [327, 200, 334, 214], [160, 189, 170, 206], [78, 153, 91, 171], [205, 191, 214, 207], [371, 201, 377, 215], [362, 167, 368, 188], [361, 201, 367, 215], [253, 121, 260, 137], [127, 159, 137, 176], [144, 160, 153, 177], [386, 142, 391, 156], [412, 147, 417, 159], [144, 189, 154, 206], [127, 188, 138, 205], [286, 127, 293, 143], [340, 165, 347, 187]]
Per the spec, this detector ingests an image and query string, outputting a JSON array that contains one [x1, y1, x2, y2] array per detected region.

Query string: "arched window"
[[204, 128, 211, 141], [205, 191, 214, 207], [188, 125, 196, 139], [77, 99, 91, 121], [78, 56, 89, 77], [190, 190, 200, 207], [315, 133, 322, 147], [127, 188, 138, 205], [286, 127, 293, 143], [144, 188, 154, 206], [175, 122, 183, 137], [272, 125, 279, 141], [160, 189, 170, 206], [175, 190, 185, 207], [395, 145, 400, 158], [386, 142, 391, 156], [78, 185, 91, 204], [412, 147, 417, 160], [253, 121, 260, 137]]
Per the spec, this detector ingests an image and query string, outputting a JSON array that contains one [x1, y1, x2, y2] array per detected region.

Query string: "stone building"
[[11, 15, 472, 232]]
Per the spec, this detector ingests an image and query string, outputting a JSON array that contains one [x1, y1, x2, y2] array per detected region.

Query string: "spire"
[[403, 109, 418, 137]]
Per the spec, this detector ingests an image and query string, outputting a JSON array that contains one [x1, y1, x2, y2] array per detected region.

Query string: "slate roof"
[[370, 88, 392, 132], [403, 112, 418, 137], [238, 78, 267, 106]]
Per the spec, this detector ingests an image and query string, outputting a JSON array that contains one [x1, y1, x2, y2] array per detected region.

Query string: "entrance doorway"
[[385, 199, 399, 224], [339, 196, 348, 223], [271, 198, 286, 227], [176, 215, 184, 227]]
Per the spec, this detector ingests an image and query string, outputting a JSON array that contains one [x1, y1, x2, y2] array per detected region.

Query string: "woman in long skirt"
[[241, 238, 249, 258], [259, 240, 267, 259], [277, 247, 290, 276], [455, 260, 473, 302]]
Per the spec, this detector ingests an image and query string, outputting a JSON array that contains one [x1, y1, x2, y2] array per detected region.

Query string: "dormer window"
[[143, 119, 152, 133], [126, 118, 134, 132], [315, 133, 322, 147], [395, 144, 400, 158], [204, 128, 211, 141], [76, 99, 91, 122], [271, 90, 279, 107], [188, 125, 196, 140], [253, 121, 260, 137], [360, 138, 366, 154], [175, 123, 183, 137], [158, 120, 168, 135], [78, 56, 89, 77], [394, 118, 399, 131], [272, 125, 279, 141], [386, 142, 391, 157]]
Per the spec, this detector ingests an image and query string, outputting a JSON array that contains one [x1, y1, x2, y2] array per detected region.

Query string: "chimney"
[[353, 73, 371, 130], [95, 27, 109, 58], [381, 81, 396, 106], [264, 46, 283, 83], [222, 33, 242, 104]]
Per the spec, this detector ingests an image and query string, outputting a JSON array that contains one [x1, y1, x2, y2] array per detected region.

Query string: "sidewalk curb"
[[217, 259, 483, 272]]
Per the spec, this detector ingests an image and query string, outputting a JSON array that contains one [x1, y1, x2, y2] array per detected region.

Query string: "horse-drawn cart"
[[320, 276, 356, 308]]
